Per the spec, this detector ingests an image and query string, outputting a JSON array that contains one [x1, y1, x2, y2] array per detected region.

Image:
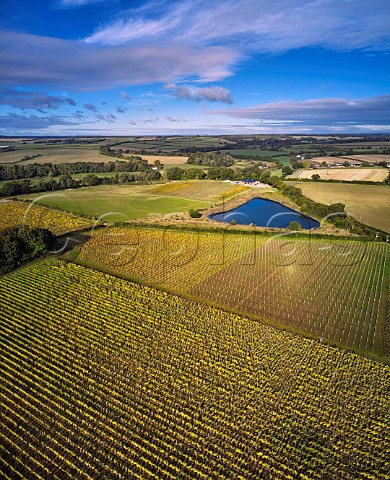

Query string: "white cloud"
[[173, 85, 233, 104], [166, 116, 186, 122], [142, 117, 159, 123], [84, 102, 97, 111], [85, 0, 390, 53]]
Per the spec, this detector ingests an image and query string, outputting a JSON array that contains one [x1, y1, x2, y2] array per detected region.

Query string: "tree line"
[[0, 170, 161, 197], [166, 165, 283, 183], [0, 226, 55, 274], [186, 152, 235, 167], [0, 157, 149, 181]]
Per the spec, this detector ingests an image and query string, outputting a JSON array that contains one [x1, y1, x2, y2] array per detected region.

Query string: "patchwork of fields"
[[76, 227, 390, 357], [1, 134, 390, 479], [0, 260, 389, 479]]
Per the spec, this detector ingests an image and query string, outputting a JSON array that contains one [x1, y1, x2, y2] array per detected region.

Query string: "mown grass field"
[[21, 184, 211, 221], [76, 227, 390, 358], [0, 259, 389, 479], [289, 168, 388, 182], [298, 183, 390, 233]]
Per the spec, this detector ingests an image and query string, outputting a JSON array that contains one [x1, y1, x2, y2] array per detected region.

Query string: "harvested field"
[[298, 183, 390, 233], [341, 154, 390, 164], [289, 168, 387, 182]]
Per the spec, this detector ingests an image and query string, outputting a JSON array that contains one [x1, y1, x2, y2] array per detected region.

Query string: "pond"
[[208, 198, 320, 229]]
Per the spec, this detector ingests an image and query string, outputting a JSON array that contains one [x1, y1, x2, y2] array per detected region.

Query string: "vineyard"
[[0, 201, 91, 235], [0, 260, 389, 479], [76, 227, 390, 357]]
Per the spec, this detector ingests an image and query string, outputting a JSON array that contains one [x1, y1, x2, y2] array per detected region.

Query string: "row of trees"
[[166, 165, 284, 184], [0, 158, 150, 181], [0, 226, 55, 274]]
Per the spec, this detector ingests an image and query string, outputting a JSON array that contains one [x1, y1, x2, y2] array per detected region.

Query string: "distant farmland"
[[309, 154, 390, 165], [0, 146, 107, 164], [341, 154, 390, 164]]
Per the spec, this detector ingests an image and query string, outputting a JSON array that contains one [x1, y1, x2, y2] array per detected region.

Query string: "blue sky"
[[0, 0, 389, 135]]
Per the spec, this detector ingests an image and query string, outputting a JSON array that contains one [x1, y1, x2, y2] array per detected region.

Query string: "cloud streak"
[[0, 112, 83, 131], [85, 0, 390, 53], [0, 88, 76, 110], [210, 95, 390, 127], [0, 31, 237, 90], [60, 0, 109, 7]]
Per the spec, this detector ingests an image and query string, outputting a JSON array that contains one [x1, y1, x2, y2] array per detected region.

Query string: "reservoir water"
[[208, 198, 320, 229]]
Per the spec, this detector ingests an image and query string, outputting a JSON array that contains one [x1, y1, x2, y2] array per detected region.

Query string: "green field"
[[298, 183, 390, 233], [21, 184, 211, 221], [76, 227, 390, 358], [1, 259, 389, 479], [20, 181, 252, 221]]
